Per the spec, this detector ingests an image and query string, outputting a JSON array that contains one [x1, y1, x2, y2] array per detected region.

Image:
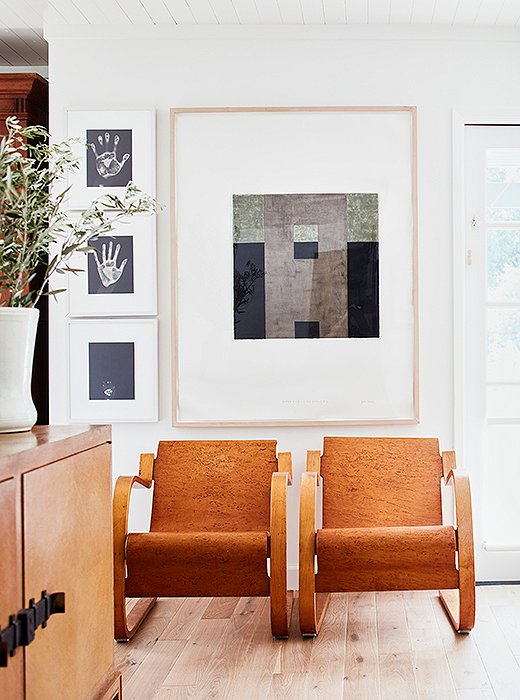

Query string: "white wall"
[[46, 24, 520, 583]]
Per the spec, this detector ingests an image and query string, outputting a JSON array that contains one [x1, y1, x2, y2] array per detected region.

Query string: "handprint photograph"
[[68, 217, 156, 316], [67, 109, 155, 209], [88, 342, 135, 400], [86, 129, 133, 188], [69, 319, 158, 423], [87, 235, 134, 295]]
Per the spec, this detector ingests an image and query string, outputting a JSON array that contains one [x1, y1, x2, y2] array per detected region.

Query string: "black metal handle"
[[0, 590, 65, 667]]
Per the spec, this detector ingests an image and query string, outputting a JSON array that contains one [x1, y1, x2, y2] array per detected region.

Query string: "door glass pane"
[[487, 308, 520, 382], [486, 148, 520, 222], [487, 229, 520, 302], [486, 385, 520, 420], [483, 424, 520, 546]]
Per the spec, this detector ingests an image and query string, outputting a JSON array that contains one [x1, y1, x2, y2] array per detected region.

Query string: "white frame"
[[67, 215, 157, 317], [171, 106, 419, 426], [67, 109, 155, 209], [68, 318, 158, 423]]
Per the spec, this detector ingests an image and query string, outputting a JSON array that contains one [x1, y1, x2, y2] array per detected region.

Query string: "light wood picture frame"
[[171, 106, 418, 426]]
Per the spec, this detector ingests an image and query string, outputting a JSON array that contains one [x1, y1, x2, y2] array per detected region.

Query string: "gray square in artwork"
[[88, 342, 135, 400], [86, 129, 132, 188]]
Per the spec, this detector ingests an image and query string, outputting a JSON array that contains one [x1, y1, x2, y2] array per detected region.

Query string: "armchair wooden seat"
[[114, 440, 292, 641], [299, 437, 475, 636]]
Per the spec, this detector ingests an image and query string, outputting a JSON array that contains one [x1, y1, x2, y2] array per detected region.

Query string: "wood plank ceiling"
[[1, 0, 520, 66]]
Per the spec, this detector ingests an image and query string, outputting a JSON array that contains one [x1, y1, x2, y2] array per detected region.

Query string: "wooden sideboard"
[[0, 425, 121, 700]]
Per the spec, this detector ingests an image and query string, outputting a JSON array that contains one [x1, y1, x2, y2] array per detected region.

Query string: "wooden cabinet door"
[[23, 444, 114, 700], [0, 477, 23, 699]]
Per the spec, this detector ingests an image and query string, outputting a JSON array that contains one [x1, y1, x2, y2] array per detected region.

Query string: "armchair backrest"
[[321, 437, 443, 528], [150, 440, 278, 532]]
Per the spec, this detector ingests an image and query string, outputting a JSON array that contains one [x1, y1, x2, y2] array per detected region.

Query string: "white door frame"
[[452, 109, 520, 463]]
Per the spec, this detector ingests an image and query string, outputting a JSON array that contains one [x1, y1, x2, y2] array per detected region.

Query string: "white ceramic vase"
[[0, 307, 39, 433]]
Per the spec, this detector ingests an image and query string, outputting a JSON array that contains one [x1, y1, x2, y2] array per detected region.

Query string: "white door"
[[464, 126, 520, 581]]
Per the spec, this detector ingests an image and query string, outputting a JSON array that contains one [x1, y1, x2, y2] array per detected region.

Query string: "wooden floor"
[[115, 586, 520, 700]]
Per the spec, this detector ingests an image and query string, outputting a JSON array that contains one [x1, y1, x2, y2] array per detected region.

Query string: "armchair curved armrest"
[[269, 471, 291, 638], [440, 451, 475, 633], [299, 471, 318, 634], [277, 451, 293, 485], [306, 450, 321, 477], [113, 453, 156, 640]]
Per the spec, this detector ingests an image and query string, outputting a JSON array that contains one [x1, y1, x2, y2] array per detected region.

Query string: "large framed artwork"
[[68, 216, 157, 316], [69, 319, 158, 423], [171, 107, 418, 426], [67, 109, 155, 209]]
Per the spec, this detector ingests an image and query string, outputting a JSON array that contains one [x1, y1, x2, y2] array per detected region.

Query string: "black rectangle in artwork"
[[88, 342, 135, 400], [86, 129, 133, 188], [87, 236, 134, 295], [233, 243, 265, 339], [347, 242, 379, 338], [294, 242, 318, 259], [295, 321, 320, 338]]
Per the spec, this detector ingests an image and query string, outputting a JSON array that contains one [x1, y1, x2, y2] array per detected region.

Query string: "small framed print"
[[68, 216, 157, 316], [67, 109, 155, 209], [69, 319, 158, 423]]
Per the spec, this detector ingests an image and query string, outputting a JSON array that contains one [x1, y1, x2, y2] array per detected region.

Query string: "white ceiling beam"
[[410, 0, 435, 24], [232, 0, 260, 23], [66, 0, 112, 24], [300, 0, 324, 23], [453, 0, 481, 25], [0, 26, 46, 62], [389, 0, 413, 23], [346, 0, 368, 23], [137, 0, 176, 23], [323, 0, 346, 24], [0, 33, 30, 64], [431, 0, 458, 24], [0, 0, 44, 28], [276, 0, 303, 23], [496, 0, 520, 25], [368, 0, 390, 24], [162, 0, 196, 23], [208, 0, 239, 23], [253, 0, 280, 23], [111, 0, 154, 23], [185, 0, 218, 22], [474, 0, 504, 25], [45, 0, 90, 23]]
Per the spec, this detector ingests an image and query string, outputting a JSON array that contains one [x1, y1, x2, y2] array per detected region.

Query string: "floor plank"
[[432, 594, 495, 694], [117, 587, 520, 700], [123, 640, 187, 700], [202, 597, 240, 620], [305, 593, 347, 699], [471, 599, 520, 700], [344, 592, 381, 700]]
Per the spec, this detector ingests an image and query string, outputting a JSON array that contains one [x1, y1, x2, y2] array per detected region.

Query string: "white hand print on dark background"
[[87, 235, 134, 295], [86, 128, 132, 187], [93, 240, 128, 288]]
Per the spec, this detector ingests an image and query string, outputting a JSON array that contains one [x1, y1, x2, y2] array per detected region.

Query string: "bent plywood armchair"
[[299, 437, 475, 636], [114, 440, 292, 641]]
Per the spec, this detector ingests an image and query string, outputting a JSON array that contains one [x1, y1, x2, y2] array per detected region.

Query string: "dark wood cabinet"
[[0, 72, 49, 425]]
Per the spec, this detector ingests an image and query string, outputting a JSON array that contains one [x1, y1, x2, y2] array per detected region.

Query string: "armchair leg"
[[299, 588, 331, 637], [439, 586, 475, 633], [114, 596, 157, 642], [271, 590, 294, 639]]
